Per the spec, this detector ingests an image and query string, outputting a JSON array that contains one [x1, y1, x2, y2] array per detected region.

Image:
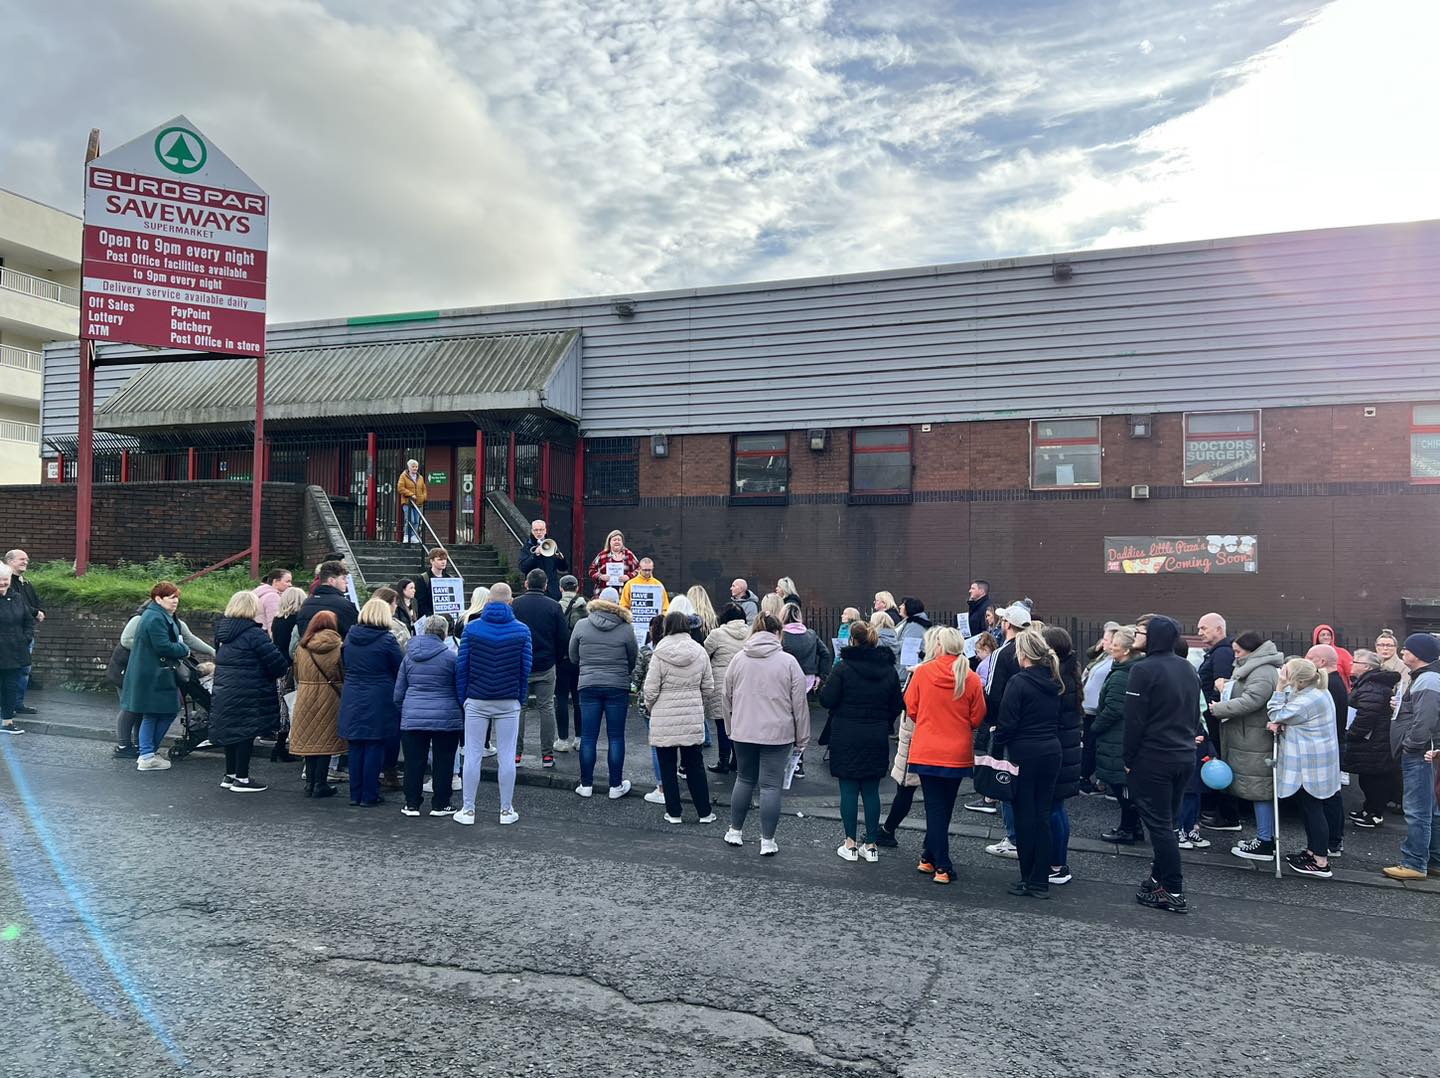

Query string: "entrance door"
[[455, 445, 477, 544]]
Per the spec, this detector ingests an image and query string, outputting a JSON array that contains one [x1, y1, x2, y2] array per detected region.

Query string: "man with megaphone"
[[520, 519, 569, 600]]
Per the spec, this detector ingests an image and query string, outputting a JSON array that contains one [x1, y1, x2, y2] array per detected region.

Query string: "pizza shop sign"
[[1105, 535, 1258, 575]]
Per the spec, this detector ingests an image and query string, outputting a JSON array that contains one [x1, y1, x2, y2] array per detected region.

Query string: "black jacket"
[[991, 665, 1064, 763], [1327, 670, 1350, 760], [519, 540, 569, 600], [1197, 637, 1235, 706], [1345, 668, 1401, 774], [819, 645, 904, 780], [984, 638, 1019, 725], [414, 568, 459, 619], [1123, 617, 1203, 769], [966, 594, 989, 637], [1052, 650, 1084, 799], [11, 574, 42, 617], [296, 585, 357, 641], [512, 590, 570, 674], [208, 617, 290, 746], [0, 588, 37, 669]]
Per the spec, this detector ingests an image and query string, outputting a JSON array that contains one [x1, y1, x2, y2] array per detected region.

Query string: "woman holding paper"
[[587, 530, 639, 595]]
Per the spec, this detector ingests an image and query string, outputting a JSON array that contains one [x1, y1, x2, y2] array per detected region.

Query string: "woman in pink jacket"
[[722, 614, 811, 855]]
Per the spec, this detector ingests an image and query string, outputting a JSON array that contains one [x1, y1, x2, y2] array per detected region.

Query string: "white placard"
[[628, 583, 664, 644], [605, 560, 627, 587], [900, 635, 922, 669], [429, 576, 465, 619]]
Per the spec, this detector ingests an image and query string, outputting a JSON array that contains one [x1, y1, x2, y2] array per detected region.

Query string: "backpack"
[[106, 643, 130, 688]]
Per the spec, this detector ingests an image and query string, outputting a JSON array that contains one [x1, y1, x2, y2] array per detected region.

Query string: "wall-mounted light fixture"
[[651, 433, 669, 458], [808, 428, 828, 452], [613, 299, 637, 319], [1128, 413, 1153, 439], [1052, 259, 1073, 282]]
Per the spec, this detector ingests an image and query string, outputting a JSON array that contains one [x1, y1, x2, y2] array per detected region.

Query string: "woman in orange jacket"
[[906, 626, 987, 884]]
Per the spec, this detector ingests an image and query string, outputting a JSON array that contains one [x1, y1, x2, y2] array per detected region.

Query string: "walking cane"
[[1270, 729, 1283, 879]]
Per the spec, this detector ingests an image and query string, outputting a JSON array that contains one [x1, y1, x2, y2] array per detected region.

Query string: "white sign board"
[[900, 635, 922, 669], [430, 577, 465, 619], [604, 560, 628, 588], [628, 583, 665, 645]]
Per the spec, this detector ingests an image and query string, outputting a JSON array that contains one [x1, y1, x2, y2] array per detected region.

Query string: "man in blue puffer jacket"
[[394, 616, 464, 817], [454, 582, 532, 828]]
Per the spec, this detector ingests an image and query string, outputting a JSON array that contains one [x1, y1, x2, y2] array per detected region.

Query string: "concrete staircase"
[[348, 540, 509, 592]]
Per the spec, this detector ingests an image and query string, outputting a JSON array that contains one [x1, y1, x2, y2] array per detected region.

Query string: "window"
[[1184, 410, 1261, 485], [1030, 418, 1101, 488], [732, 433, 788, 498], [851, 426, 912, 495], [584, 437, 639, 504], [1413, 404, 1440, 482]]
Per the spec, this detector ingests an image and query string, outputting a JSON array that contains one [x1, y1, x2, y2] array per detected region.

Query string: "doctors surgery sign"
[[81, 115, 267, 357], [1105, 535, 1258, 575]]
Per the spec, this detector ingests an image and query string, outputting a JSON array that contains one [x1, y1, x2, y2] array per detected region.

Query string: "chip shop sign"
[[1105, 535, 1258, 575]]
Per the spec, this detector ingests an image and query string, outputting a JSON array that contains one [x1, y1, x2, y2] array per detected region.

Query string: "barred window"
[[585, 437, 639, 504]]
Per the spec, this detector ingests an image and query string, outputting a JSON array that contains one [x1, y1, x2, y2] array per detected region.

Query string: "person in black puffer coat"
[[1042, 627, 1084, 883], [209, 591, 290, 793], [819, 622, 905, 859], [1345, 649, 1403, 825]]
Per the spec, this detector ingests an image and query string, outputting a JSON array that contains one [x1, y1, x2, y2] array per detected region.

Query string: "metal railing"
[[0, 344, 42, 372], [0, 419, 39, 443], [0, 265, 80, 306]]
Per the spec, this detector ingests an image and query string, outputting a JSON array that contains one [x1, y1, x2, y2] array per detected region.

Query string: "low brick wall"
[[27, 602, 218, 693]]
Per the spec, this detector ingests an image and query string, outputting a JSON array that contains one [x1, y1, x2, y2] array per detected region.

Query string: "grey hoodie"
[[568, 598, 638, 691]]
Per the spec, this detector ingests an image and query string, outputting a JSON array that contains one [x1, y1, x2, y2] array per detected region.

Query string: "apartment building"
[[1, 187, 80, 483]]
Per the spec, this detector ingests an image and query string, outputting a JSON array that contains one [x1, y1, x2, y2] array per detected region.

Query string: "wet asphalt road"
[[3, 732, 1438, 1078]]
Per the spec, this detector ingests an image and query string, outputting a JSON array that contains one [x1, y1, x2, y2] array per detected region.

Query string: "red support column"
[[475, 429, 485, 544], [120, 449, 130, 483], [250, 356, 266, 579], [572, 437, 586, 569], [540, 441, 552, 522], [56, 451, 66, 484], [365, 432, 378, 541], [507, 431, 517, 495], [187, 446, 197, 481], [75, 339, 95, 573], [263, 437, 272, 482]]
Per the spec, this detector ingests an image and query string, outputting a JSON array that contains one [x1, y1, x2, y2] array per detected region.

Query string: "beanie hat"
[[1403, 633, 1440, 664], [599, 587, 621, 603]]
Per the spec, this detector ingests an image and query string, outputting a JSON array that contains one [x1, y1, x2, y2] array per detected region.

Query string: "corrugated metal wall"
[[42, 219, 1440, 444]]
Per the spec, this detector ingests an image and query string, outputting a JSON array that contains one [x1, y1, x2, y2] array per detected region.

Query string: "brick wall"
[[580, 403, 1440, 637], [0, 482, 306, 567], [27, 602, 218, 693]]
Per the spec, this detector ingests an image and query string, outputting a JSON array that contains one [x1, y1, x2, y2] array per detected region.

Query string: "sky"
[[1, 0, 1434, 322]]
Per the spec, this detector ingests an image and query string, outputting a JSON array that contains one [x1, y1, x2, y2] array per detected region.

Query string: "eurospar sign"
[[81, 115, 267, 358]]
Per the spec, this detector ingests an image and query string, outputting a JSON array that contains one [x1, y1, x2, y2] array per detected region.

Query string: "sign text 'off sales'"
[[81, 116, 268, 358]]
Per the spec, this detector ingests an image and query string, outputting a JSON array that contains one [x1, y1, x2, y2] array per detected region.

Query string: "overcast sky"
[[2, 0, 1433, 322]]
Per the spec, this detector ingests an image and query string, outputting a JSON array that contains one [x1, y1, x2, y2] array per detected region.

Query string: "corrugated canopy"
[[97, 330, 580, 432]]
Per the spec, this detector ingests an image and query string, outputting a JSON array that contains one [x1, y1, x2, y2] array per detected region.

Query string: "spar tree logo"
[[154, 126, 207, 174]]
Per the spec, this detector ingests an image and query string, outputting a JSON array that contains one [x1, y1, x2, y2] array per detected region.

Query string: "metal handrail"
[[483, 489, 529, 547], [0, 420, 39, 443], [0, 265, 80, 306], [0, 344, 42, 372], [404, 498, 452, 568]]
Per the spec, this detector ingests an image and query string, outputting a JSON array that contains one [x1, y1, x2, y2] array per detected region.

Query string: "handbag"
[[973, 736, 1020, 802]]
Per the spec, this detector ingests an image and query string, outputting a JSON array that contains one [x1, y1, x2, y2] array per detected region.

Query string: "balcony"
[[0, 344, 43, 407], [0, 419, 39, 443], [0, 265, 79, 339]]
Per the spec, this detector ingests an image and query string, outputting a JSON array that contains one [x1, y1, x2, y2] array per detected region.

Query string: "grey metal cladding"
[[41, 219, 1440, 443]]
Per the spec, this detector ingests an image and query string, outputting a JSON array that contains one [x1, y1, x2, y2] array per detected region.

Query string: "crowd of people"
[[4, 534, 1439, 912]]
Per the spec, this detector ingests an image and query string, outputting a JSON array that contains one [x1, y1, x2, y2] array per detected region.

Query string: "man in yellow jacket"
[[619, 557, 668, 639], [398, 459, 427, 543]]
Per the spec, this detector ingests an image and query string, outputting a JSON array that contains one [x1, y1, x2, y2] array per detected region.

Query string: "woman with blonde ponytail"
[[1267, 657, 1342, 879], [901, 627, 987, 885]]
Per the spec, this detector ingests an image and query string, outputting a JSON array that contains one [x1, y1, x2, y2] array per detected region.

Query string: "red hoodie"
[[1312, 624, 1353, 687]]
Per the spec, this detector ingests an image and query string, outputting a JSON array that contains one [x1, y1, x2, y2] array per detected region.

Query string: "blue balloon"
[[1201, 758, 1234, 790]]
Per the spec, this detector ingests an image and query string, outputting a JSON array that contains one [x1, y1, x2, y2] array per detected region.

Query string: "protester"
[[990, 629, 1063, 897], [413, 548, 454, 620], [392, 578, 419, 630], [1209, 631, 1284, 861], [775, 577, 801, 607], [687, 585, 719, 637], [1268, 657, 1343, 879], [270, 586, 308, 656], [1306, 642, 1349, 856], [642, 610, 720, 824], [870, 610, 901, 670], [759, 593, 786, 621], [780, 602, 831, 779], [895, 597, 932, 657], [729, 579, 760, 621], [588, 530, 639, 595], [0, 564, 36, 734], [1312, 624, 1354, 686], [704, 603, 750, 773], [455, 582, 531, 826], [965, 580, 991, 636], [1094, 626, 1142, 842], [667, 594, 707, 644], [207, 590, 290, 794], [1381, 633, 1440, 880], [1374, 629, 1405, 674], [554, 575, 588, 752], [394, 616, 463, 817], [1079, 622, 1120, 793], [619, 558, 669, 618], [819, 620, 904, 862], [569, 586, 638, 799], [1043, 626, 1084, 886], [965, 601, 1029, 818], [519, 518, 569, 599], [632, 615, 668, 803], [338, 597, 405, 806], [296, 561, 357, 641], [398, 459, 427, 543], [289, 610, 344, 798], [1124, 615, 1203, 913], [722, 613, 810, 855], [1196, 613, 1239, 831], [872, 591, 900, 624], [112, 597, 214, 757], [973, 631, 998, 686], [513, 568, 570, 768], [121, 581, 191, 771], [459, 585, 490, 630], [903, 627, 986, 883], [252, 568, 292, 634], [371, 587, 412, 653], [2, 550, 41, 716], [1345, 649, 1403, 829]]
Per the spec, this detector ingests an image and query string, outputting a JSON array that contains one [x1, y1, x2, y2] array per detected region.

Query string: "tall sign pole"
[[78, 114, 268, 575]]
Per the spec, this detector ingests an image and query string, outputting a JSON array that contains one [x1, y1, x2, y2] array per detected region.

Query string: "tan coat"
[[890, 714, 920, 787], [643, 634, 720, 748], [397, 470, 427, 508], [289, 629, 346, 756], [704, 620, 750, 720]]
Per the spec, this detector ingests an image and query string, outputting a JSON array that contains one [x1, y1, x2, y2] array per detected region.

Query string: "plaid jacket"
[[1268, 686, 1341, 799]]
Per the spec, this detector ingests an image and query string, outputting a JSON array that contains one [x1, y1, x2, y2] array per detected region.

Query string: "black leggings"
[[1358, 770, 1402, 816], [303, 756, 329, 787], [117, 710, 140, 745], [884, 783, 916, 833], [1296, 789, 1332, 858], [224, 738, 254, 779]]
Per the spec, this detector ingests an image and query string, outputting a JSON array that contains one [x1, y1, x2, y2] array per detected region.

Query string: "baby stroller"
[[167, 657, 215, 761]]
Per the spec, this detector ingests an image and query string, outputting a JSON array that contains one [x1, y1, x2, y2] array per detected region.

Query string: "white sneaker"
[[553, 738, 572, 753], [836, 842, 859, 862], [221, 774, 236, 789], [859, 844, 879, 863], [643, 786, 665, 804], [664, 814, 684, 825], [760, 838, 779, 856], [499, 808, 519, 825], [453, 808, 476, 826], [1186, 828, 1211, 849], [985, 838, 1018, 858], [575, 784, 594, 798], [481, 745, 497, 758], [422, 779, 434, 794], [137, 755, 171, 771], [608, 779, 633, 800], [723, 827, 744, 846], [697, 813, 717, 824], [451, 775, 463, 792]]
